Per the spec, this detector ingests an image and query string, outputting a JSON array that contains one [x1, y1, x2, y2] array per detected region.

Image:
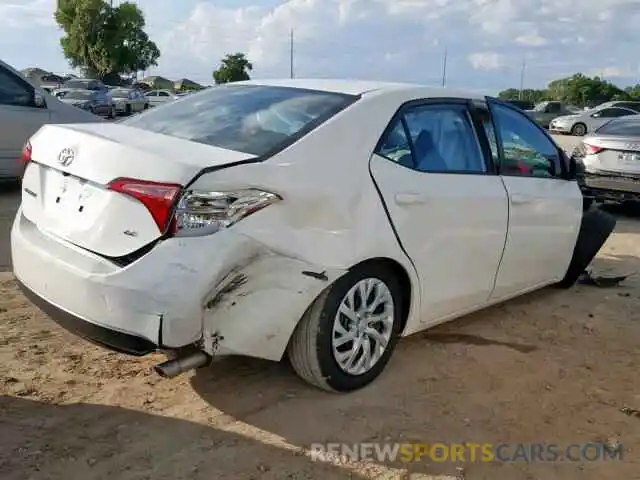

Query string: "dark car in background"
[[57, 89, 115, 118], [505, 99, 534, 110]]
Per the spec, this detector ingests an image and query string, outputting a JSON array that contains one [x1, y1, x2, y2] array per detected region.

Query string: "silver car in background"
[[550, 106, 637, 136], [110, 88, 149, 115], [573, 115, 640, 206]]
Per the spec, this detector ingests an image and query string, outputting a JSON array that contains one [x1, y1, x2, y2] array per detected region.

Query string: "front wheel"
[[288, 263, 404, 392], [571, 122, 587, 136]]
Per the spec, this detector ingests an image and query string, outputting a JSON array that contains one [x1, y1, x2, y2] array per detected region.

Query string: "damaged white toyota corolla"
[[12, 79, 616, 392]]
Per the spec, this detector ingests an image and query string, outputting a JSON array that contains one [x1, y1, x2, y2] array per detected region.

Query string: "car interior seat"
[[413, 130, 448, 171]]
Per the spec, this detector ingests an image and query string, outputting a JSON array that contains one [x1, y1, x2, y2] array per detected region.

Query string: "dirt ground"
[[2, 135, 640, 480]]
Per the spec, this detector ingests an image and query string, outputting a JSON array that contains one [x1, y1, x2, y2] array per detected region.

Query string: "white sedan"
[[549, 105, 637, 136], [11, 80, 615, 392]]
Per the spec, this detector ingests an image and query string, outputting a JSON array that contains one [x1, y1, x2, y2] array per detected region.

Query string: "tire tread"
[[288, 289, 334, 391]]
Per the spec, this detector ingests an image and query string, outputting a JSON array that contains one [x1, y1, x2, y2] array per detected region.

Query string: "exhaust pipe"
[[154, 351, 211, 378]]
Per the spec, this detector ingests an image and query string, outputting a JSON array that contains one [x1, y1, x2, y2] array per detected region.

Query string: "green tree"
[[546, 73, 626, 107], [213, 53, 253, 84], [55, 0, 160, 82], [498, 88, 548, 103]]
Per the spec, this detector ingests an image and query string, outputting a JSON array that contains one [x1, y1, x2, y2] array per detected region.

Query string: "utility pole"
[[519, 60, 526, 100], [289, 29, 294, 79], [441, 48, 448, 87]]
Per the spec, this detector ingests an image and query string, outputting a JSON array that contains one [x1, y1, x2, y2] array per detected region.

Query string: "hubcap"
[[331, 278, 394, 376]]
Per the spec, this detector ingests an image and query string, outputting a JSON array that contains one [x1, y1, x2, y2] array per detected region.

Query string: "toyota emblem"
[[58, 148, 75, 166]]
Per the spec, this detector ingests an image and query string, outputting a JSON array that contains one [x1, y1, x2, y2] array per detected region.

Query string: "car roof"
[[231, 78, 486, 100]]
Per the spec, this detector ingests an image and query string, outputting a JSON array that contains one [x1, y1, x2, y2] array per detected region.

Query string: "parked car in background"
[[573, 115, 640, 206], [525, 101, 575, 128], [132, 82, 151, 93], [50, 87, 74, 99], [594, 100, 640, 112], [549, 106, 637, 136], [11, 79, 615, 392], [110, 88, 149, 115], [505, 99, 534, 110], [63, 78, 108, 92], [57, 89, 115, 118], [0, 59, 101, 179], [144, 89, 179, 107]]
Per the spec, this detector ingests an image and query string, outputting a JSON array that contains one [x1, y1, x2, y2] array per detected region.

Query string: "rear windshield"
[[111, 89, 131, 98], [65, 90, 93, 100], [64, 80, 89, 89], [596, 117, 640, 135], [121, 84, 356, 156]]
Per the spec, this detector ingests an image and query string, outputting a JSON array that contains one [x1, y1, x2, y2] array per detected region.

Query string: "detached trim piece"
[[16, 279, 157, 356]]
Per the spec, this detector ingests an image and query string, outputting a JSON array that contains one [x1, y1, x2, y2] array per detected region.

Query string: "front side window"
[[489, 102, 561, 178], [122, 84, 356, 156], [0, 67, 34, 107], [376, 103, 487, 173], [546, 102, 561, 113]]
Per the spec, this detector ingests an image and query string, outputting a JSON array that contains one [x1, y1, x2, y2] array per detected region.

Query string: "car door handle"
[[394, 193, 428, 205], [510, 194, 532, 205]]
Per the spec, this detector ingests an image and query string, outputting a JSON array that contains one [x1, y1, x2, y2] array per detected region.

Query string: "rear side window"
[[376, 103, 487, 173], [595, 118, 640, 135], [0, 67, 34, 107], [122, 85, 356, 156]]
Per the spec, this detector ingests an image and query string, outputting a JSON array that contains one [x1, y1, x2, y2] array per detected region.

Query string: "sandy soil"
[[2, 136, 640, 480]]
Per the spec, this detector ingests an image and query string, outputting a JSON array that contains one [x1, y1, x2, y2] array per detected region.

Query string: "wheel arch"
[[346, 256, 413, 334]]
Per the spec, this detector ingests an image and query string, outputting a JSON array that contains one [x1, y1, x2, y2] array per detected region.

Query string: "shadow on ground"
[[0, 395, 369, 480], [190, 260, 640, 479]]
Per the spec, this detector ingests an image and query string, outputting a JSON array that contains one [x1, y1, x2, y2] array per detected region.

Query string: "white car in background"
[[12, 80, 615, 392], [144, 89, 179, 107], [549, 105, 638, 136]]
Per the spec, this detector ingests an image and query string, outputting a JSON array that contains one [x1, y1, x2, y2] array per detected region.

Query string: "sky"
[[1, 0, 639, 93]]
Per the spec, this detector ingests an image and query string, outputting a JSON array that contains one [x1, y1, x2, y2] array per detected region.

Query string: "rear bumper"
[[16, 278, 156, 356], [11, 208, 344, 361], [580, 169, 640, 200]]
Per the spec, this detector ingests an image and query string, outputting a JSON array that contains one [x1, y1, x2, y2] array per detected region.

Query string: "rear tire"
[[288, 263, 404, 392], [571, 123, 587, 136], [557, 208, 616, 288], [125, 104, 132, 116]]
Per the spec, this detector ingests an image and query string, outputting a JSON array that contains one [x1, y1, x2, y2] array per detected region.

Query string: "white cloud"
[[516, 32, 548, 47], [468, 52, 504, 70], [2, 0, 640, 91]]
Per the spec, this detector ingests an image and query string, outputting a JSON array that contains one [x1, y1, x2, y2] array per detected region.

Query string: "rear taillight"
[[108, 178, 182, 233], [173, 189, 281, 236], [583, 142, 605, 155], [19, 141, 32, 176]]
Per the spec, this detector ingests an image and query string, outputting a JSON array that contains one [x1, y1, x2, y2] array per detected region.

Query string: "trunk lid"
[[585, 134, 640, 175], [21, 123, 254, 258]]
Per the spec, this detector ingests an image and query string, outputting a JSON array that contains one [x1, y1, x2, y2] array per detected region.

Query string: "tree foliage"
[[498, 73, 637, 107], [55, 0, 160, 81], [213, 53, 253, 84]]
